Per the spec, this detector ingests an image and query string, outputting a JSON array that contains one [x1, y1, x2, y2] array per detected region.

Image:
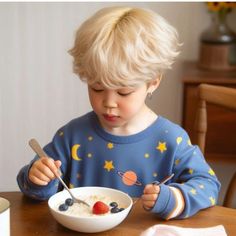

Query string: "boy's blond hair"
[[69, 6, 180, 88]]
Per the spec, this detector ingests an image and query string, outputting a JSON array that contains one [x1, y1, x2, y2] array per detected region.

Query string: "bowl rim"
[[48, 186, 133, 220]]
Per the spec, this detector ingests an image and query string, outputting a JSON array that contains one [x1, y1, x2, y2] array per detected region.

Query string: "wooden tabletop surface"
[[1, 191, 236, 236]]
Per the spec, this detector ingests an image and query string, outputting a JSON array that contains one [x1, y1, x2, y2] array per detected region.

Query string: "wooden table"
[[1, 192, 236, 236]]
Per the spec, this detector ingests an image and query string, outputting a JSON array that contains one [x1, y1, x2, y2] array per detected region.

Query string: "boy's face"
[[88, 82, 152, 135]]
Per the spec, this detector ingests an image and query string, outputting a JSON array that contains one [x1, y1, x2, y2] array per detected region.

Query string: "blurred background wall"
[[0, 2, 235, 192]]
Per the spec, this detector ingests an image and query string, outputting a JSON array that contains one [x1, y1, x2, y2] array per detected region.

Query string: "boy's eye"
[[117, 89, 135, 96], [91, 88, 104, 92], [117, 91, 133, 96]]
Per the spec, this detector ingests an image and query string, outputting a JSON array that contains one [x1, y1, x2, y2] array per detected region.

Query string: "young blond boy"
[[17, 6, 220, 220]]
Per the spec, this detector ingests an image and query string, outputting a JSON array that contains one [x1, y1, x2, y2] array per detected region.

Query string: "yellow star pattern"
[[187, 139, 192, 146], [189, 168, 194, 174], [190, 188, 197, 195], [153, 172, 158, 177], [104, 160, 114, 172], [88, 136, 93, 141], [87, 153, 92, 158], [59, 131, 64, 136], [175, 159, 180, 165], [209, 196, 216, 205], [107, 142, 114, 149], [176, 136, 182, 145], [144, 153, 150, 158], [156, 142, 167, 153], [208, 168, 215, 176]]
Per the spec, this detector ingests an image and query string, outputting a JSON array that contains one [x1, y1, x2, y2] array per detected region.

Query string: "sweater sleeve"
[[17, 160, 60, 200], [150, 130, 221, 219], [16, 125, 71, 200]]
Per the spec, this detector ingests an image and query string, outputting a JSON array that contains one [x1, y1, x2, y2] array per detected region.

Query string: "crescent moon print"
[[71, 144, 82, 161]]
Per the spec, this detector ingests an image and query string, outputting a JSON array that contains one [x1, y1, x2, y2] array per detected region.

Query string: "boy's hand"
[[28, 157, 62, 186], [141, 184, 160, 210]]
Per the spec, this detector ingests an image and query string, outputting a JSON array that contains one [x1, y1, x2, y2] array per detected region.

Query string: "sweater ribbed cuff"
[[150, 184, 176, 219]]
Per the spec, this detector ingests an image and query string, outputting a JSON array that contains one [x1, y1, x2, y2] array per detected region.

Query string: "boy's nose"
[[103, 99, 118, 108], [103, 92, 118, 108]]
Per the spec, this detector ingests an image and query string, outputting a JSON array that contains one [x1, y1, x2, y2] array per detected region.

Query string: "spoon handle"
[[29, 138, 62, 176], [29, 138, 48, 158], [151, 173, 174, 186], [29, 138, 90, 207], [29, 139, 71, 195]]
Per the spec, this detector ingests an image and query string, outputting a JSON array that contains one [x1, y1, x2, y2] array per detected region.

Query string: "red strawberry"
[[92, 201, 109, 215]]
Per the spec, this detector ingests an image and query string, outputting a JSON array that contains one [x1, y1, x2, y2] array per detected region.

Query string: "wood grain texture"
[[1, 192, 236, 236]]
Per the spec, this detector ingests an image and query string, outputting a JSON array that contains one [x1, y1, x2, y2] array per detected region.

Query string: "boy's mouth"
[[103, 114, 119, 122]]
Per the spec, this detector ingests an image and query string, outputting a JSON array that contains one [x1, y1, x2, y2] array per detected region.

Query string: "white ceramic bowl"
[[48, 186, 133, 233]]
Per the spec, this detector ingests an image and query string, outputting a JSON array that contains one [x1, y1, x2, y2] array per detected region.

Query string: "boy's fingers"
[[33, 167, 52, 182], [141, 193, 158, 202], [36, 164, 55, 180], [141, 195, 158, 210], [29, 168, 50, 185], [142, 184, 160, 209], [143, 184, 160, 194], [54, 160, 62, 169], [41, 157, 60, 177], [30, 175, 48, 186], [143, 201, 155, 209]]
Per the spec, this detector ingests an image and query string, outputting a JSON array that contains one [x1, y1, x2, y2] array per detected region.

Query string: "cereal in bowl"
[[57, 195, 125, 217]]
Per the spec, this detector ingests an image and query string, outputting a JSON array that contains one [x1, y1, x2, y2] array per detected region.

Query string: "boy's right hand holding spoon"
[[141, 174, 174, 210], [28, 156, 62, 186]]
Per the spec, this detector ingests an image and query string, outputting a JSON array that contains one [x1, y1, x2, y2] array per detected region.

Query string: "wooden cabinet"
[[182, 61, 236, 162]]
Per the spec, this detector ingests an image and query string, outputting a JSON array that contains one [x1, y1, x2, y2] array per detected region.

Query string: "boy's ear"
[[147, 76, 162, 93]]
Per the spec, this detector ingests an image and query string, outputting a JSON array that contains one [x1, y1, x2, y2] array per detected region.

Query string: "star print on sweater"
[[17, 111, 220, 220]]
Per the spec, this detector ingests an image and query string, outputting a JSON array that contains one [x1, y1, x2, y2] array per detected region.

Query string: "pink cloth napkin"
[[140, 224, 227, 236]]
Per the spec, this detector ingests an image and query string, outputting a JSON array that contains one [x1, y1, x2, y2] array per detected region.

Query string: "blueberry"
[[59, 203, 69, 211], [110, 202, 118, 208], [110, 207, 120, 213], [65, 198, 74, 206]]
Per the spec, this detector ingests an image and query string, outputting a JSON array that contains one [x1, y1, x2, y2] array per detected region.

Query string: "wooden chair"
[[194, 83, 236, 208]]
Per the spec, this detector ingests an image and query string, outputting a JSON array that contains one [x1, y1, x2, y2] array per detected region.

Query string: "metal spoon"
[[151, 173, 174, 186], [29, 138, 90, 207]]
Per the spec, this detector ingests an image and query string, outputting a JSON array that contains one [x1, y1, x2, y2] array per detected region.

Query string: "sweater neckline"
[[90, 111, 165, 144]]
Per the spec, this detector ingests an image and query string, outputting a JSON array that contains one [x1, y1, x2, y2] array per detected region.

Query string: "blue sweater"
[[17, 111, 220, 219]]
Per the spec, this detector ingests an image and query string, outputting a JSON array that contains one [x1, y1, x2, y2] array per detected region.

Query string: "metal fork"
[[29, 138, 90, 207]]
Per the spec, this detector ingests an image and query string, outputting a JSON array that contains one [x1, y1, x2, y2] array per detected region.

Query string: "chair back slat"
[[194, 84, 236, 208]]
